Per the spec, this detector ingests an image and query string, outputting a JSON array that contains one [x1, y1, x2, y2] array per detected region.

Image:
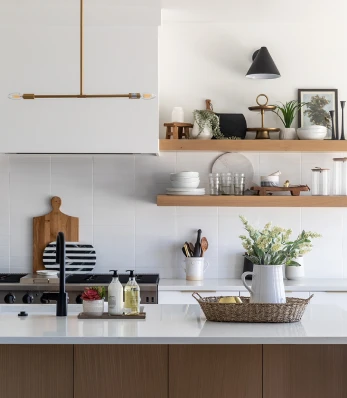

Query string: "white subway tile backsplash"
[[9, 156, 51, 227], [51, 156, 93, 226], [93, 225, 135, 273], [301, 208, 343, 278], [94, 156, 136, 227], [0, 152, 344, 279]]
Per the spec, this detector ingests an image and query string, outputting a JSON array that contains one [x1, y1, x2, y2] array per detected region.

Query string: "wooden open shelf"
[[159, 139, 347, 152], [157, 195, 347, 207]]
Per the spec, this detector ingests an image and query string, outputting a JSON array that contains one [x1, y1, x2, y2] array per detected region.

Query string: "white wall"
[[0, 152, 346, 279], [0, 1, 346, 279], [159, 0, 347, 135]]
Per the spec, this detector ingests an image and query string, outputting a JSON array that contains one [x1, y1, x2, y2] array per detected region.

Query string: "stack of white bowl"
[[166, 172, 205, 195], [297, 126, 327, 140]]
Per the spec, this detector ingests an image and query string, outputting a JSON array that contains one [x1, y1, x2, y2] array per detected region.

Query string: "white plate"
[[171, 181, 200, 188], [166, 191, 205, 196], [170, 176, 200, 182], [171, 172, 199, 178], [36, 270, 58, 276], [167, 187, 205, 192], [212, 153, 254, 190]]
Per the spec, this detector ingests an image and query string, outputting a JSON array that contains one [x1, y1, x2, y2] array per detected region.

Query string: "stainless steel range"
[[0, 273, 159, 304]]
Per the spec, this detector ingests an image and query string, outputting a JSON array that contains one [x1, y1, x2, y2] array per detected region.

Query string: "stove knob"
[[4, 293, 15, 304], [22, 294, 34, 304], [76, 294, 83, 304]]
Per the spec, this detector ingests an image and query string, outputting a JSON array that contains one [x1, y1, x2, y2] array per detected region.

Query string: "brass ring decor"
[[247, 94, 280, 139], [256, 94, 269, 106]]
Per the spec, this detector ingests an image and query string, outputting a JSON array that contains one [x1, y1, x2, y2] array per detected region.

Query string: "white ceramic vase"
[[280, 127, 297, 140], [241, 264, 286, 304], [190, 121, 213, 140], [285, 257, 305, 280], [83, 299, 104, 316]]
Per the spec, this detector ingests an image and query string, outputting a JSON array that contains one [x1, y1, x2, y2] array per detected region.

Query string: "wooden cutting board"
[[33, 196, 79, 272]]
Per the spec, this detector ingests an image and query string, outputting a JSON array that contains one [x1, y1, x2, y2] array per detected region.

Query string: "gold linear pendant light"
[[9, 0, 155, 101]]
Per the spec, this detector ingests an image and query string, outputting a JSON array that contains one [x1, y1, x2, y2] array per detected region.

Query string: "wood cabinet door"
[[169, 345, 262, 398], [74, 345, 168, 398], [263, 345, 347, 398], [0, 345, 73, 398]]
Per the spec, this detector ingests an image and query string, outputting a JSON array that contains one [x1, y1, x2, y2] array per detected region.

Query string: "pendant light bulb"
[[8, 93, 23, 100], [141, 93, 156, 100]]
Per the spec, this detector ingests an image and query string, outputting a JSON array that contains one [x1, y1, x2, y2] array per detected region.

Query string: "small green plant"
[[192, 110, 240, 140], [273, 100, 307, 128], [239, 215, 321, 266]]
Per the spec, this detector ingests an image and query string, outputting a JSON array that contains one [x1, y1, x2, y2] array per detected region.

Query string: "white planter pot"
[[280, 127, 297, 140], [285, 257, 305, 280], [83, 299, 104, 316], [241, 264, 286, 304], [190, 121, 213, 140]]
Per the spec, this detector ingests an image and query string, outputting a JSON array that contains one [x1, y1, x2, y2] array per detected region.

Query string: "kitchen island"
[[1, 303, 347, 398]]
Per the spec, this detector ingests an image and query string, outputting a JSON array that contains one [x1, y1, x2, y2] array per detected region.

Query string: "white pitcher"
[[183, 258, 209, 281], [241, 264, 286, 304]]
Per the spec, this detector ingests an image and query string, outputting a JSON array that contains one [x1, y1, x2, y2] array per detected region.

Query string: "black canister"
[[243, 257, 253, 280]]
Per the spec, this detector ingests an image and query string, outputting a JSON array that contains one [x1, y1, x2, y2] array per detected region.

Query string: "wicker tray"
[[193, 292, 314, 323]]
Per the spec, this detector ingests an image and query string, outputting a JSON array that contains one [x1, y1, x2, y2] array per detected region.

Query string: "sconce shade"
[[246, 47, 281, 79]]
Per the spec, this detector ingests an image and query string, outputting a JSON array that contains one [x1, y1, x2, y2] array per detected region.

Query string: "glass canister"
[[311, 167, 330, 196], [333, 158, 347, 195], [234, 173, 245, 196], [220, 172, 233, 195], [209, 173, 220, 196]]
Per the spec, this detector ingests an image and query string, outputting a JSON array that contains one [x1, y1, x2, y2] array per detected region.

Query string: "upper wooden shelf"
[[157, 195, 347, 207], [159, 139, 347, 152]]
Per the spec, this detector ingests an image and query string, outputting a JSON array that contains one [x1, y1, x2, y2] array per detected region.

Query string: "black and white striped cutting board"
[[43, 242, 96, 273]]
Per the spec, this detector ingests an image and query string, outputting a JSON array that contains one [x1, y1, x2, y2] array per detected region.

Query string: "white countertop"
[[1, 303, 347, 344], [159, 278, 347, 292]]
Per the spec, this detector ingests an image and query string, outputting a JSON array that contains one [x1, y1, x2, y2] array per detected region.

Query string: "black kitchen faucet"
[[41, 232, 68, 316]]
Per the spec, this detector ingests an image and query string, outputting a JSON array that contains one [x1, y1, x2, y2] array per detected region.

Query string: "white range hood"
[[0, 0, 160, 154]]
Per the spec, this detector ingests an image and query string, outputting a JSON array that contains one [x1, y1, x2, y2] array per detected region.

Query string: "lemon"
[[219, 296, 237, 304]]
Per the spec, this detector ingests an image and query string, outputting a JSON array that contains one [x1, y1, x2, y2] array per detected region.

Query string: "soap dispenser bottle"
[[124, 270, 140, 314], [108, 270, 124, 315]]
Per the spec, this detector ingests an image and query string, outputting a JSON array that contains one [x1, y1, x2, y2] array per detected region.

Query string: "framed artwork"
[[298, 89, 338, 139]]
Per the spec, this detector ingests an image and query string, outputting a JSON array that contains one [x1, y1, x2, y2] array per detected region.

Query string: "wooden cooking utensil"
[[188, 242, 195, 255], [33, 196, 79, 272], [201, 237, 209, 257]]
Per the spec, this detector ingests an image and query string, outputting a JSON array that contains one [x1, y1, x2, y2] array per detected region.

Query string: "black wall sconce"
[[246, 47, 281, 79]]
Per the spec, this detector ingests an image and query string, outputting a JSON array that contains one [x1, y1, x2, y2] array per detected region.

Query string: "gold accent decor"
[[256, 94, 269, 106], [10, 0, 153, 101], [247, 94, 280, 139]]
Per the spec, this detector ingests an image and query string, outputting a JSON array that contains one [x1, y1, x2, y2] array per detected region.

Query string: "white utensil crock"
[[241, 264, 286, 304], [183, 258, 209, 281]]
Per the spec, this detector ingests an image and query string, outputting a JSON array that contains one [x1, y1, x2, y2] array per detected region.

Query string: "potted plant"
[[191, 110, 220, 140], [274, 100, 307, 140], [239, 216, 321, 303], [285, 255, 305, 280], [81, 286, 106, 316]]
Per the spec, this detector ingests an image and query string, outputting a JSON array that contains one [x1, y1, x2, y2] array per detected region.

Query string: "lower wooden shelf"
[[157, 195, 347, 207]]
